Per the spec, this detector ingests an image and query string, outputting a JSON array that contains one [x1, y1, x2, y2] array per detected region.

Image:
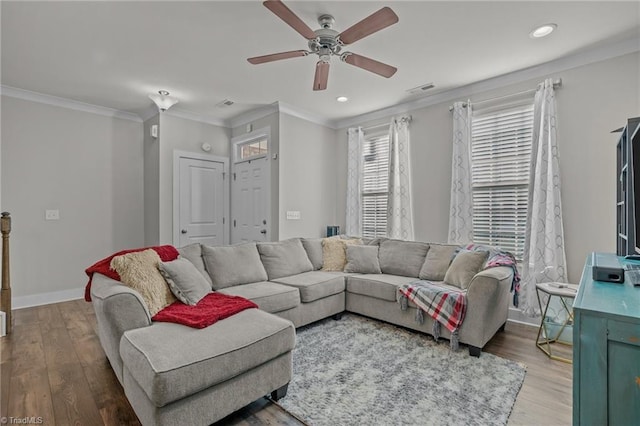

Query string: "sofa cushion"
[[272, 271, 345, 303], [344, 245, 382, 274], [202, 243, 268, 290], [110, 249, 176, 316], [120, 309, 295, 407], [444, 250, 489, 289], [321, 237, 362, 271], [419, 244, 459, 281], [176, 243, 212, 287], [158, 258, 211, 305], [301, 238, 324, 270], [217, 282, 300, 313], [257, 239, 314, 280], [378, 240, 430, 277], [346, 274, 417, 302]]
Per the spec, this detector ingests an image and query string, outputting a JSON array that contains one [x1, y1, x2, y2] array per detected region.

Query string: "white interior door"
[[232, 157, 269, 243], [177, 157, 225, 247]]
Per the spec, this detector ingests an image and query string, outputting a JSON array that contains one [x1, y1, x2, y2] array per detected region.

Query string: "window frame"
[[470, 101, 535, 261], [361, 130, 390, 239]]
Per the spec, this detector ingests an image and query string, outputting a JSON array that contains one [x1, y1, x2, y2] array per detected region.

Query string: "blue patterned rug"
[[277, 314, 525, 426]]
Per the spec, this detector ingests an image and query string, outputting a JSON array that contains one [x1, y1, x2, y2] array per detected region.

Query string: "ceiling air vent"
[[407, 83, 435, 95], [216, 99, 235, 108]]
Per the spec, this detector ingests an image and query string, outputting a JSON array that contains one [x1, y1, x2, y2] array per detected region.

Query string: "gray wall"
[[1, 96, 144, 299], [143, 113, 160, 246], [337, 52, 640, 284], [232, 112, 280, 240], [278, 113, 340, 239], [156, 114, 230, 244]]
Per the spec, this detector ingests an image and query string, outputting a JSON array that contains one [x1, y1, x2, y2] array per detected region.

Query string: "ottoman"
[[119, 308, 295, 426]]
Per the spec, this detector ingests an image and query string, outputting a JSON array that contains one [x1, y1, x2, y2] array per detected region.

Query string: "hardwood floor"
[[1, 301, 572, 425]]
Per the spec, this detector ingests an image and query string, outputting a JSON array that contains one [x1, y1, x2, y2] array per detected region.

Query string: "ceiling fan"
[[248, 0, 399, 91]]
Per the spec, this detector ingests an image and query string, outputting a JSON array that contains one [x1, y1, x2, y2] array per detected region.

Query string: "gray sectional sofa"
[[90, 237, 514, 426]]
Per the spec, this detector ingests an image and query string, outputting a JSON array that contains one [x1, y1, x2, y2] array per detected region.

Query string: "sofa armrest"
[[460, 266, 513, 348], [90, 273, 152, 383]]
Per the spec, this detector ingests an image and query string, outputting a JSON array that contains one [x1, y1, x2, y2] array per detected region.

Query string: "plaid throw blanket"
[[398, 280, 467, 350], [461, 243, 521, 307]]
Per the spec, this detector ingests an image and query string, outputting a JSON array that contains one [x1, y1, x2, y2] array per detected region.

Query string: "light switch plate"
[[45, 209, 60, 220], [286, 211, 301, 220]]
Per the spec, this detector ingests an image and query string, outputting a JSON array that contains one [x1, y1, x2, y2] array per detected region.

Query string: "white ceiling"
[[2, 1, 639, 126]]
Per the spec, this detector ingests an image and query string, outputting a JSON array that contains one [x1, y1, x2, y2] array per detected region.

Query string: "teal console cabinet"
[[573, 253, 640, 425]]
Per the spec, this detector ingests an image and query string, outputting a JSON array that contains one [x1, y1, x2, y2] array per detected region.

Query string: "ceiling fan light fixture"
[[149, 90, 179, 112], [530, 23, 557, 38], [336, 96, 348, 102]]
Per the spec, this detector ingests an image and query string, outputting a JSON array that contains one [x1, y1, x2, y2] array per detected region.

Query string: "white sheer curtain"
[[345, 127, 364, 236], [520, 79, 567, 316], [448, 101, 474, 244], [387, 116, 414, 240]]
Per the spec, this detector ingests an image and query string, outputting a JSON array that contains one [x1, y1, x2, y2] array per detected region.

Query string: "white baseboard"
[[13, 287, 85, 309], [507, 307, 540, 327]]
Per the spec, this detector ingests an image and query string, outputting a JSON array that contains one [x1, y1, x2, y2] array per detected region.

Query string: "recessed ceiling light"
[[336, 96, 348, 102], [530, 23, 557, 38]]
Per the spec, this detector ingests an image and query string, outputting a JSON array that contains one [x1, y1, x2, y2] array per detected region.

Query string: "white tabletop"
[[536, 282, 579, 298]]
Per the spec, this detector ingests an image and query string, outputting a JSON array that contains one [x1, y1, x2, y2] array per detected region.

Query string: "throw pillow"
[[177, 243, 213, 287], [110, 249, 176, 316], [257, 238, 314, 280], [158, 257, 211, 305], [301, 238, 324, 270], [443, 250, 490, 289], [378, 239, 430, 277], [344, 245, 382, 274], [202, 243, 268, 290], [419, 244, 459, 281], [321, 238, 362, 271]]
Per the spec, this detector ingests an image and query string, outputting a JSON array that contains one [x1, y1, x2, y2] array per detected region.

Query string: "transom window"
[[237, 138, 268, 161], [362, 133, 390, 238], [471, 103, 534, 260]]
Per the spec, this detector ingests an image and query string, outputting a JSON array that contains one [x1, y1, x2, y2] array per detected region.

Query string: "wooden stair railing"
[[1, 212, 11, 335]]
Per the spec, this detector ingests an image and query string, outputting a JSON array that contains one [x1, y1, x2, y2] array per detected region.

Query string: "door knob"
[[181, 229, 187, 234], [260, 229, 267, 235]]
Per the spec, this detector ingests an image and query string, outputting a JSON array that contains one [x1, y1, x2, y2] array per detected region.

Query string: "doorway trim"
[[172, 150, 230, 246]]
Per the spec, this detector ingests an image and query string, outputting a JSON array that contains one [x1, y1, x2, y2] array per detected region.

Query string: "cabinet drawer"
[[608, 320, 640, 347]]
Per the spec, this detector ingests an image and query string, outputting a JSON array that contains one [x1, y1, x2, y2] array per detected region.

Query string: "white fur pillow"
[[110, 249, 176, 316], [321, 238, 362, 271]]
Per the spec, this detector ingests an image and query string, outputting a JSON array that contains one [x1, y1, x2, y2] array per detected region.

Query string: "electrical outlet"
[[45, 209, 60, 220]]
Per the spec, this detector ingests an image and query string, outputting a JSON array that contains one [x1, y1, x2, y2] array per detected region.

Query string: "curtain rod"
[[346, 115, 413, 134], [448, 78, 562, 112]]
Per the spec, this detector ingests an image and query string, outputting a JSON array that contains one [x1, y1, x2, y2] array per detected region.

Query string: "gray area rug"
[[277, 314, 526, 426]]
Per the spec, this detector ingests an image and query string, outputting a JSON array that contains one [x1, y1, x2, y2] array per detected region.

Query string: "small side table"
[[535, 282, 579, 363]]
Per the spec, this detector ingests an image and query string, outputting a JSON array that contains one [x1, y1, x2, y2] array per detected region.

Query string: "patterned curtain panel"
[[345, 127, 364, 236], [387, 116, 414, 240], [448, 101, 474, 244], [520, 79, 567, 316]]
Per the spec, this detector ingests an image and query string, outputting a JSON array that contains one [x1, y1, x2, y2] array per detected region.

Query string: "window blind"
[[471, 104, 534, 260], [362, 134, 390, 238]]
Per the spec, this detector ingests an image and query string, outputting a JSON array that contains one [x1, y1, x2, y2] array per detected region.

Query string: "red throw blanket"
[[84, 245, 179, 301], [152, 293, 258, 328]]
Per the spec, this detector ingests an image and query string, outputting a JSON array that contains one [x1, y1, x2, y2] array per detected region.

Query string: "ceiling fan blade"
[[313, 61, 330, 91], [248, 50, 308, 64], [338, 7, 399, 45], [263, 0, 317, 40], [342, 53, 397, 78]]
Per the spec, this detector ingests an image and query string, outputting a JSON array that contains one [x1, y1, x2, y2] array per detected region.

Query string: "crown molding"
[[0, 85, 142, 122], [333, 36, 640, 129], [225, 103, 279, 129], [277, 101, 336, 129], [163, 107, 227, 128]]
